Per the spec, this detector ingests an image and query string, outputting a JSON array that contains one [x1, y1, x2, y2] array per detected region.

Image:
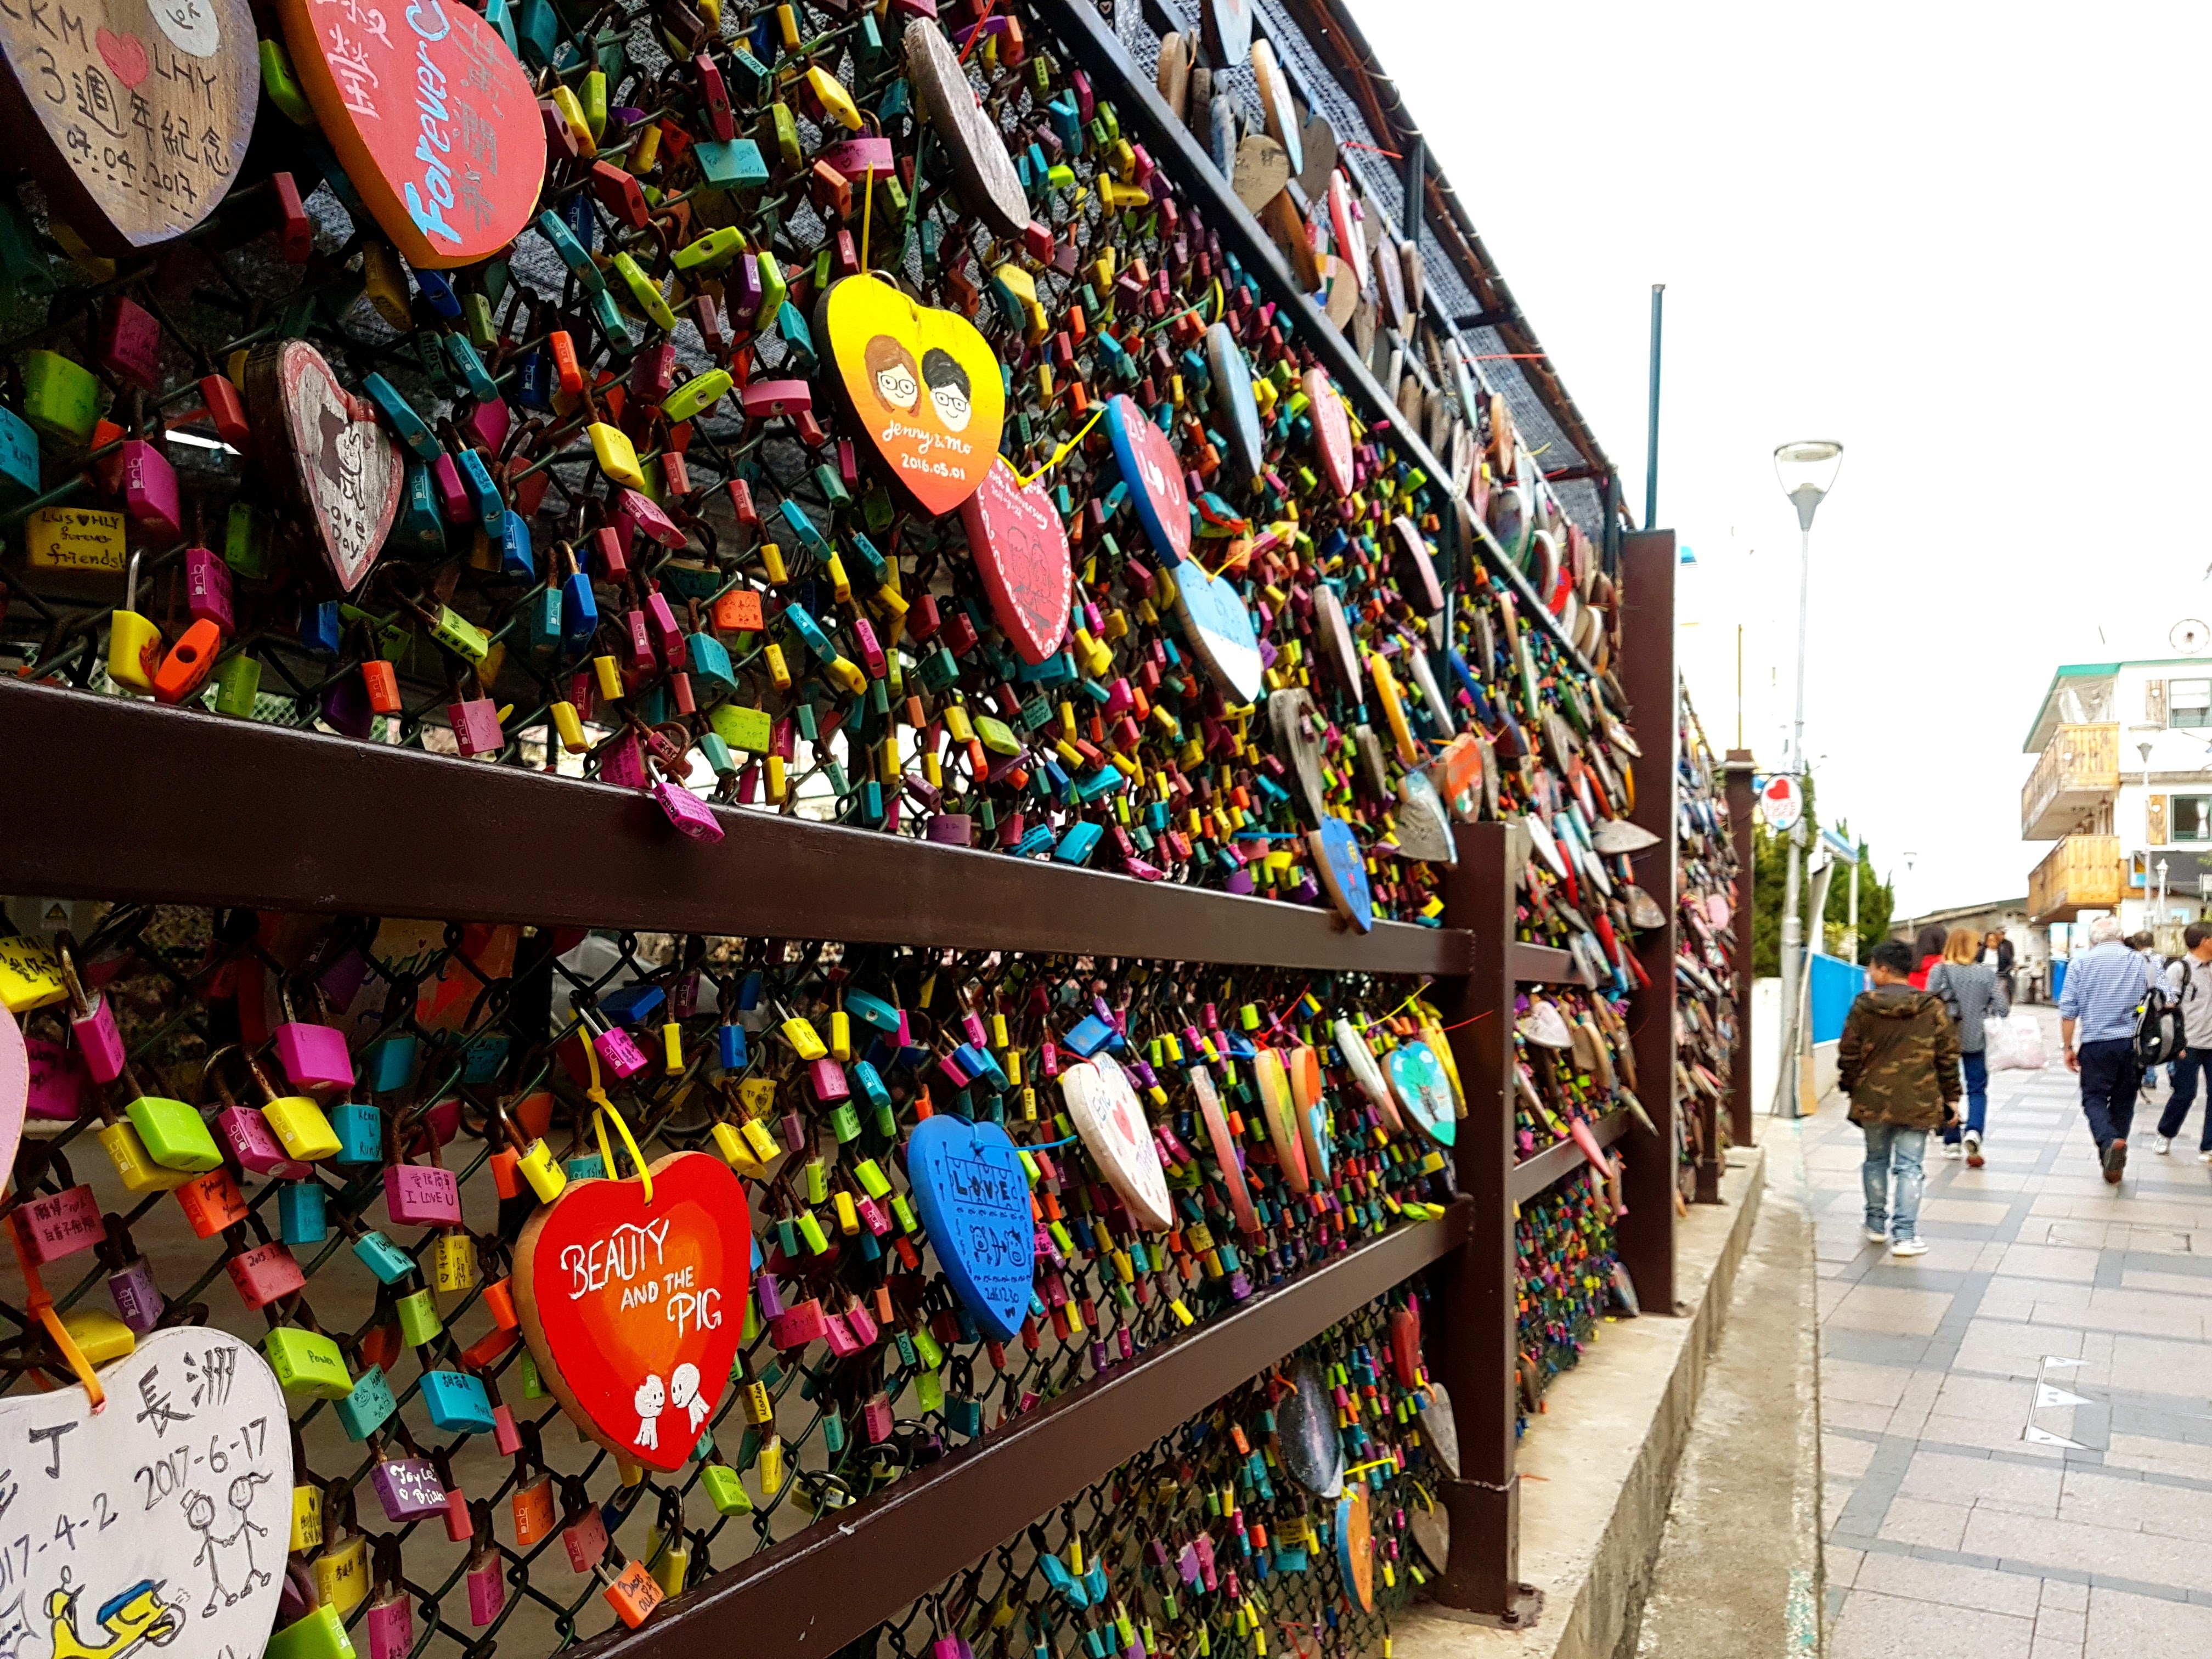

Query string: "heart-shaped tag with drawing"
[[821, 273, 1005, 517], [1395, 771, 1458, 865], [959, 459, 1071, 665], [244, 341, 402, 594], [516, 1152, 751, 1471], [0, 1328, 292, 1659], [1308, 814, 1374, 933], [1305, 368, 1355, 498], [905, 1114, 1035, 1340], [1104, 393, 1192, 567], [0, 0, 256, 252], [1058, 1052, 1172, 1231], [1172, 562, 1263, 704]]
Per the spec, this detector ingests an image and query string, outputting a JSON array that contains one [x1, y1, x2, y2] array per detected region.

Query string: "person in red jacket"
[[1906, 923, 1948, 991]]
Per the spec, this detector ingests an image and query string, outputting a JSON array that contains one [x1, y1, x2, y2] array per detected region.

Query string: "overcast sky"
[[1363, 1, 2212, 919]]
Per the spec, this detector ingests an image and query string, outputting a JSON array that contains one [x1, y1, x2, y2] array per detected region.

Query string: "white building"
[[2022, 657, 2212, 953]]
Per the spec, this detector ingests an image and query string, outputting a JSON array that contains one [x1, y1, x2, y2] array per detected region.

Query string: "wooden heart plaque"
[[959, 459, 1071, 665], [244, 341, 402, 594]]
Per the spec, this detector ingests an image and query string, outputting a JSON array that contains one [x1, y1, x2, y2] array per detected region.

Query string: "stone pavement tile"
[[1854, 1549, 2043, 1615], [1936, 1373, 2030, 1421], [2061, 1467, 2212, 1543], [1829, 1545, 1864, 1588], [1898, 1448, 2063, 1514], [2104, 1434, 2212, 1480], [1826, 1397, 1897, 1434], [1829, 1283, 1957, 1336], [2031, 1634, 2085, 1659], [2119, 1267, 2212, 1295], [1824, 1433, 1879, 1479], [1921, 1198, 2016, 1224], [1827, 1358, 1911, 1408], [1875, 1494, 1972, 1549], [2040, 1579, 2090, 1613], [1994, 1244, 2103, 1281], [1918, 1412, 2069, 1458], [1826, 1477, 1858, 1534], [1954, 1318, 2087, 1378], [2085, 1587, 2212, 1656], [2081, 1288, 2208, 1341], [1962, 1507, 2212, 1592], [1831, 1590, 2035, 1659], [2034, 1609, 2086, 1646]]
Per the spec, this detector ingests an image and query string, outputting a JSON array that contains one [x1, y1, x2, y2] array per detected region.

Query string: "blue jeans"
[[1862, 1123, 1928, 1241], [1942, 1049, 1989, 1143], [2155, 1049, 2212, 1148], [2076, 1037, 2141, 1150]]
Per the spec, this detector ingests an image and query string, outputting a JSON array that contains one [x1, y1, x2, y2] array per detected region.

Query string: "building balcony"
[[2021, 723, 2119, 839], [2028, 834, 2126, 923]]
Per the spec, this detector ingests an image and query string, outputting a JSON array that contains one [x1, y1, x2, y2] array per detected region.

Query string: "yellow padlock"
[[58, 1307, 135, 1364], [248, 1053, 340, 1160], [108, 550, 161, 694], [97, 1120, 197, 1193], [433, 1231, 477, 1294], [0, 934, 68, 1013], [516, 1138, 568, 1205]]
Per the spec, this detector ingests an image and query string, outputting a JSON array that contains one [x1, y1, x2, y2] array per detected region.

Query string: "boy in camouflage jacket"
[[1838, 938, 1961, 1256]]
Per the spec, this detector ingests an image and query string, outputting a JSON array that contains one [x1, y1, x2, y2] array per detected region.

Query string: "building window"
[[2172, 680, 2212, 727], [2177, 795, 2212, 842]]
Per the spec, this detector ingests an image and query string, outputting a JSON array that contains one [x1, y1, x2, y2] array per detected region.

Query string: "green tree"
[[1750, 774, 1896, 975]]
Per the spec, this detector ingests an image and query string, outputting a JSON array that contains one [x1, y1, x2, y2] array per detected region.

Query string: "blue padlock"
[[600, 983, 664, 1024], [415, 269, 463, 320], [353, 1229, 415, 1284], [362, 1036, 417, 1093], [335, 1364, 397, 1441], [301, 600, 342, 656], [718, 1022, 748, 1070], [420, 1369, 496, 1434], [334, 1101, 383, 1164], [279, 1182, 327, 1247]]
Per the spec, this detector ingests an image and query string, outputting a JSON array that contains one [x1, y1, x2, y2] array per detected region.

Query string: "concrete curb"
[[1393, 1141, 1771, 1659]]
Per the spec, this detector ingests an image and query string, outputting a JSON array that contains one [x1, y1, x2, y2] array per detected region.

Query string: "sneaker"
[[1891, 1238, 1929, 1257], [1943, 1141, 1963, 1159], [1965, 1132, 1984, 1169], [2158, 1137, 2174, 1155], [1864, 1227, 1889, 1244], [2200, 1149, 2212, 1164], [2103, 1139, 2129, 1184]]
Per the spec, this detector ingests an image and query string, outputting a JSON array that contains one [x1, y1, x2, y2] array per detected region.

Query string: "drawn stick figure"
[[225, 1473, 272, 1591], [634, 1374, 666, 1452], [182, 1491, 233, 1616]]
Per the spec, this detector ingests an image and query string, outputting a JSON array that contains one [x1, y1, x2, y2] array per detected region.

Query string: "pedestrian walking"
[[1928, 927, 2010, 1167], [1839, 938, 1961, 1257], [1906, 923, 1948, 991], [2154, 923, 2212, 1160], [1988, 929, 2017, 1003], [2059, 914, 2160, 1183]]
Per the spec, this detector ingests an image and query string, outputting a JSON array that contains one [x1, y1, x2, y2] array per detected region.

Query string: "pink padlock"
[[449, 696, 504, 759], [600, 731, 647, 789], [862, 1392, 895, 1443], [14, 1185, 101, 1265], [855, 1195, 889, 1236], [492, 1402, 523, 1458], [584, 1010, 650, 1080], [119, 441, 182, 540], [613, 486, 684, 549], [273, 981, 354, 1090], [217, 1104, 311, 1179], [821, 1312, 861, 1358], [184, 546, 234, 635], [384, 1162, 462, 1228], [430, 452, 471, 521], [24, 1036, 87, 1120], [844, 1301, 878, 1347], [54, 938, 125, 1084], [807, 1057, 848, 1101], [462, 397, 510, 454], [99, 295, 161, 391], [466, 1546, 505, 1627], [652, 778, 725, 842], [365, 1539, 413, 1659]]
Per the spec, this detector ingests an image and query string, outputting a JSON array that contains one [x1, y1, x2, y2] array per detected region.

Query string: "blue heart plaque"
[[907, 1114, 1035, 1339]]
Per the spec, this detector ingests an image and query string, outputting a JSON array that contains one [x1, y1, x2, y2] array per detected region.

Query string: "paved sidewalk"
[[1812, 1006, 2212, 1658]]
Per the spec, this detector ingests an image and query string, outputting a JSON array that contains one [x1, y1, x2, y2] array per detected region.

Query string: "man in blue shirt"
[[2060, 914, 2158, 1182]]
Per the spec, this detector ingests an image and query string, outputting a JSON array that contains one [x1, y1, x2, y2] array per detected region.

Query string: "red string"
[[1432, 1010, 1493, 1032]]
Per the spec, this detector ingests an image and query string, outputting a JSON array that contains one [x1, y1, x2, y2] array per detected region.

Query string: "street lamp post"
[[1772, 440, 1845, 1119]]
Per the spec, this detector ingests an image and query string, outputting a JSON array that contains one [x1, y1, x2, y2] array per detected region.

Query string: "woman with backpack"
[[1928, 926, 2011, 1166]]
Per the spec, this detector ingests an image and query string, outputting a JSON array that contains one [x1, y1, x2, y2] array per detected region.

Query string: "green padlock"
[[518, 1347, 545, 1400], [395, 1286, 442, 1347], [266, 1327, 353, 1399], [125, 1083, 223, 1172], [913, 1369, 944, 1414], [212, 653, 262, 717], [700, 1462, 752, 1516], [21, 349, 99, 444], [224, 501, 272, 578], [335, 1364, 396, 1440], [426, 603, 490, 663], [710, 704, 772, 753], [263, 1605, 352, 1659], [257, 40, 316, 125]]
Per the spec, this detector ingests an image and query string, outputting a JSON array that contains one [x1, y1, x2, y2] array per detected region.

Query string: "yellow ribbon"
[[1013, 408, 1105, 488], [582, 1037, 655, 1204]]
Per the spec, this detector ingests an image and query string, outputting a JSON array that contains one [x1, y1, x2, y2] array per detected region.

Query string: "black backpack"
[[2137, 977, 2186, 1067]]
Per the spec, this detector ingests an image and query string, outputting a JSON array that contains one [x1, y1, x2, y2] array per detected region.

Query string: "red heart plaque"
[[1306, 368, 1354, 499], [516, 1152, 751, 1471], [960, 459, 1072, 665]]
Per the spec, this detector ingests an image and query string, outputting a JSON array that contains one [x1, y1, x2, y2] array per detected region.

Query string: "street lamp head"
[[1774, 439, 1844, 531]]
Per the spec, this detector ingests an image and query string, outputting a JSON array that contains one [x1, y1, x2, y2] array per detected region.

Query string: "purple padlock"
[[384, 1163, 462, 1228], [184, 546, 234, 635], [274, 985, 354, 1091], [370, 1454, 450, 1523], [652, 778, 725, 842], [755, 1270, 785, 1320], [107, 1253, 163, 1334], [120, 441, 181, 540], [218, 1104, 311, 1179]]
